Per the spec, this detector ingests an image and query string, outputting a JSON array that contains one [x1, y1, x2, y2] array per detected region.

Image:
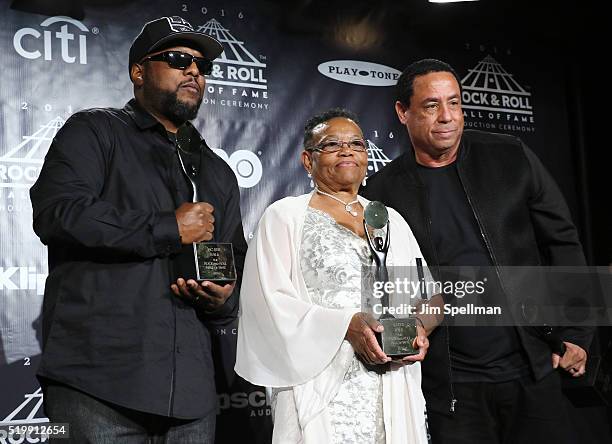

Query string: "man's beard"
[[144, 82, 202, 126]]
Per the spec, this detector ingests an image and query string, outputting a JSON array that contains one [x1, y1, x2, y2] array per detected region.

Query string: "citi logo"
[[212, 148, 262, 189], [13, 16, 92, 64], [0, 267, 47, 296], [318, 60, 401, 86]]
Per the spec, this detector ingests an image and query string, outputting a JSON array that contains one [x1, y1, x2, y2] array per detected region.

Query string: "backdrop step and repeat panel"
[[0, 1, 579, 443]]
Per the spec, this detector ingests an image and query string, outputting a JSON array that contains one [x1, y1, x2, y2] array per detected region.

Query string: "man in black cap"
[[30, 16, 246, 442]]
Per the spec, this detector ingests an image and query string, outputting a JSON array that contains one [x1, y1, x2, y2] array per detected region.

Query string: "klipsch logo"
[[198, 19, 268, 110], [13, 16, 94, 64], [318, 60, 401, 86], [0, 117, 63, 189], [461, 56, 535, 132], [0, 267, 47, 295]]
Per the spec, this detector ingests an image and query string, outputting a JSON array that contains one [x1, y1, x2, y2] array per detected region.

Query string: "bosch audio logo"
[[218, 390, 271, 417]]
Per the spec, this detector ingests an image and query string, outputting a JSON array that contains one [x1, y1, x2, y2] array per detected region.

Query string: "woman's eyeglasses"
[[306, 139, 368, 154], [140, 51, 213, 76]]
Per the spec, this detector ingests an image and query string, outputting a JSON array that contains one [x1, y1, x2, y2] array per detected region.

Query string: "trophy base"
[[376, 317, 419, 358]]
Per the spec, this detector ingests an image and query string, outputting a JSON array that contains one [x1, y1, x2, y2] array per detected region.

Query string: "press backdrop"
[[0, 1, 583, 442]]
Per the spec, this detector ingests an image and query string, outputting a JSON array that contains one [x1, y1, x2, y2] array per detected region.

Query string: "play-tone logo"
[[461, 55, 533, 116], [318, 60, 400, 86], [0, 117, 64, 189], [13, 16, 91, 64], [212, 149, 262, 189]]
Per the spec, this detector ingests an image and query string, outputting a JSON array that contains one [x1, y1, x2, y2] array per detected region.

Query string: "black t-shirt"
[[417, 162, 529, 382]]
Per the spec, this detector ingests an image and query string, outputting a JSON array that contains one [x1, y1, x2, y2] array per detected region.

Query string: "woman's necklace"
[[315, 186, 359, 217]]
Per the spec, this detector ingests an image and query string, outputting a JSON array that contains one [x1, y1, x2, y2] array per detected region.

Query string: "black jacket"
[[30, 100, 246, 419], [362, 129, 593, 414]]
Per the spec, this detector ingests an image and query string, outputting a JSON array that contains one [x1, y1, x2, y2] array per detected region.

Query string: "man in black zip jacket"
[[362, 59, 593, 444], [30, 17, 246, 442]]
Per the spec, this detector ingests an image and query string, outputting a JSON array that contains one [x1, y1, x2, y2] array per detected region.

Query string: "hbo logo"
[[212, 149, 262, 189]]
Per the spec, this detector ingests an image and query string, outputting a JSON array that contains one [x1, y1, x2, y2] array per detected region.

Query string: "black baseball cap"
[[129, 16, 223, 71]]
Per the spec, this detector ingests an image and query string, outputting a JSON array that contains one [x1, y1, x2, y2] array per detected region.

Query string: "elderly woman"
[[235, 109, 431, 443]]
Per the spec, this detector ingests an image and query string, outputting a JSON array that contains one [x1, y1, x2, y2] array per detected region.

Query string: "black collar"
[[124, 99, 204, 144], [124, 98, 161, 131], [124, 98, 212, 154]]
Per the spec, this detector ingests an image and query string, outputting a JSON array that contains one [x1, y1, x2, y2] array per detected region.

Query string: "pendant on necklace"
[[345, 204, 358, 217]]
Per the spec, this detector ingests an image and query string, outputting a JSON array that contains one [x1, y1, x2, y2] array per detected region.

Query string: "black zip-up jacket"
[[362, 129, 593, 414], [30, 100, 246, 419]]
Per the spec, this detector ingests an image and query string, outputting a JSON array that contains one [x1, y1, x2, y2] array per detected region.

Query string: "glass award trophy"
[[175, 124, 236, 283], [363, 201, 418, 358]]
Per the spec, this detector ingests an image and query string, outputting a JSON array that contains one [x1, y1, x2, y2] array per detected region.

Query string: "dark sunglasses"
[[141, 51, 213, 75]]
